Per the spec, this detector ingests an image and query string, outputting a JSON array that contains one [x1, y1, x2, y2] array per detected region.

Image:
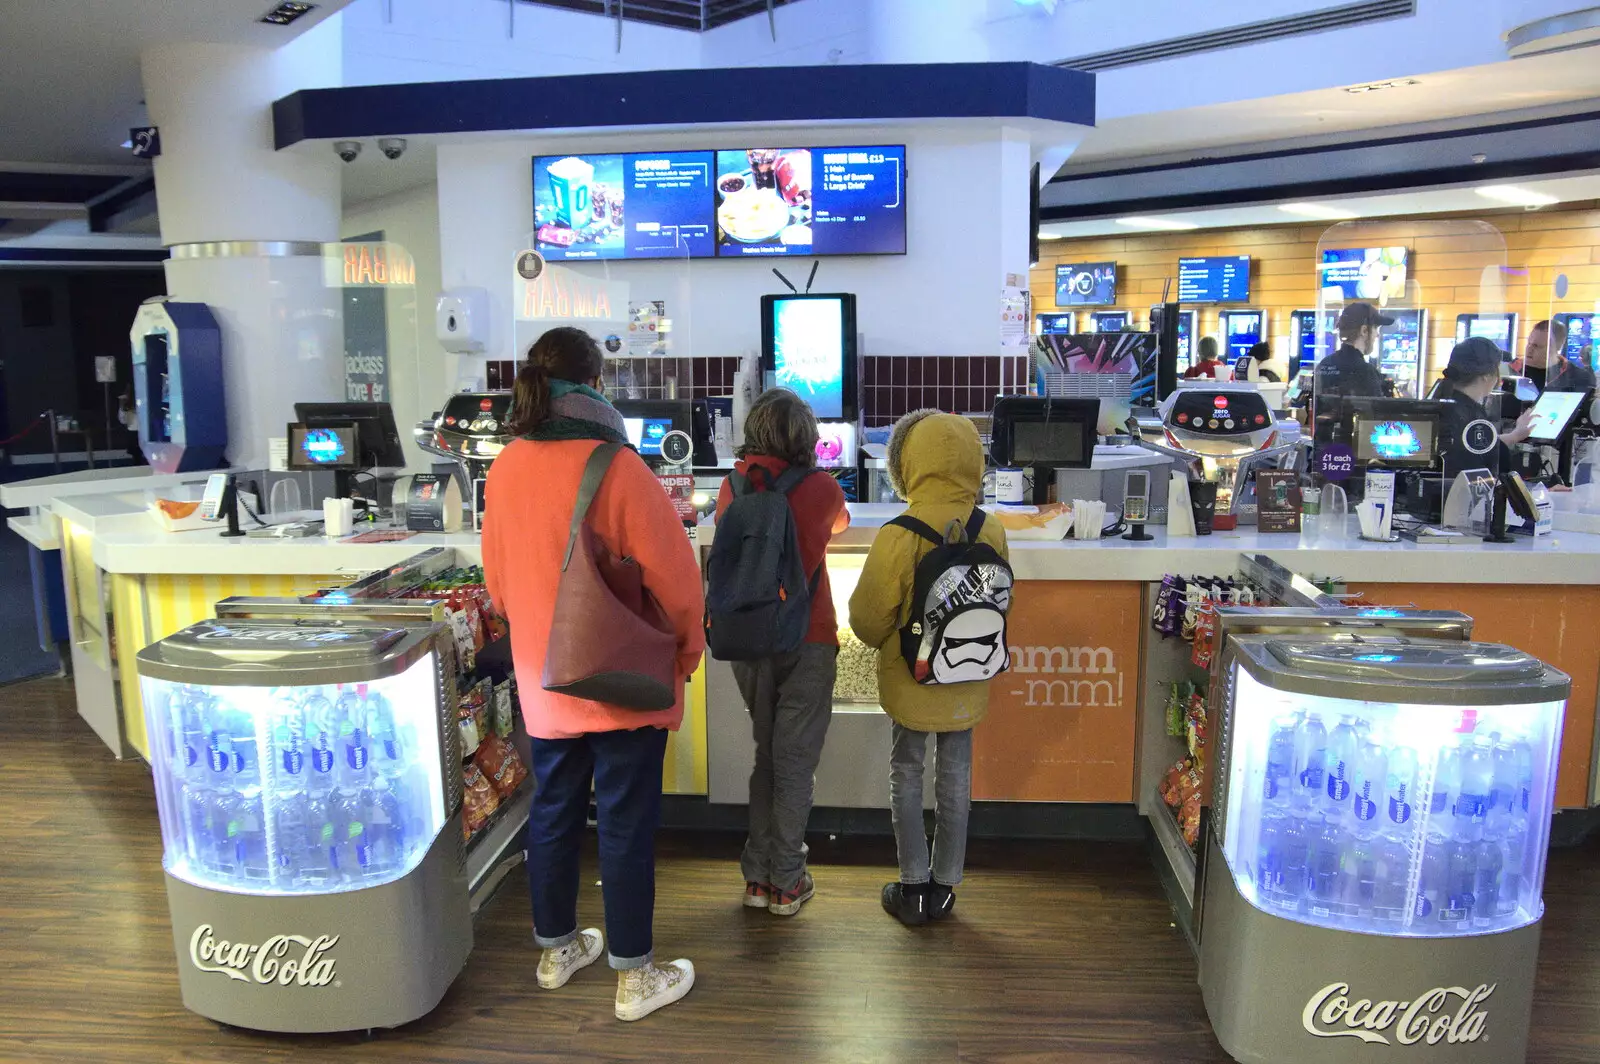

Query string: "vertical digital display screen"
[[1560, 313, 1596, 368], [714, 146, 906, 257], [1177, 256, 1251, 303], [533, 152, 715, 260], [1220, 311, 1264, 366], [1056, 262, 1117, 307], [771, 297, 846, 419]]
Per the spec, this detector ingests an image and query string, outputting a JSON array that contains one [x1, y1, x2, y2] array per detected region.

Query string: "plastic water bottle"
[[1383, 744, 1418, 834], [1455, 736, 1495, 843], [1442, 837, 1476, 926], [334, 688, 371, 793], [1323, 715, 1360, 822], [1415, 831, 1450, 925], [204, 695, 260, 792], [303, 795, 338, 888], [170, 686, 208, 782], [223, 790, 270, 883], [1293, 713, 1329, 814], [362, 777, 407, 877], [1511, 736, 1535, 817], [367, 691, 404, 770], [302, 689, 339, 800], [1473, 838, 1504, 928], [1264, 716, 1297, 807], [179, 779, 215, 874], [1430, 745, 1462, 828], [1370, 833, 1411, 927], [1306, 815, 1343, 917], [1349, 740, 1387, 840], [329, 786, 372, 880], [267, 690, 309, 796]]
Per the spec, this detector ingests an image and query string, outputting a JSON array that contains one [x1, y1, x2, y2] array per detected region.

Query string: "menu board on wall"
[[714, 146, 907, 257], [533, 152, 715, 261], [532, 144, 908, 261], [1177, 255, 1251, 303]]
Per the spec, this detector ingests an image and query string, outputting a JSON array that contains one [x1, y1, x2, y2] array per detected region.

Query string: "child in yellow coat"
[[848, 409, 1009, 925]]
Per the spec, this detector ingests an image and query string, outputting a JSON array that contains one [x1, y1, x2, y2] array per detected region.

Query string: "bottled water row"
[[158, 682, 436, 892], [1253, 710, 1536, 933]]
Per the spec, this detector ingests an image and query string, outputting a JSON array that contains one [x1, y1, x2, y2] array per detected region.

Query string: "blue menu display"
[[714, 146, 906, 257], [533, 152, 715, 260], [1178, 256, 1251, 303], [1321, 246, 1408, 301]]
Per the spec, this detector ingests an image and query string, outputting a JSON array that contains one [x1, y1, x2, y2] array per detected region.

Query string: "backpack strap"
[[729, 469, 754, 497], [771, 465, 816, 496], [888, 514, 944, 546], [964, 508, 987, 543], [560, 442, 623, 572]]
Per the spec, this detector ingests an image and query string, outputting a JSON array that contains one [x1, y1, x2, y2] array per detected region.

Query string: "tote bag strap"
[[560, 442, 624, 572]]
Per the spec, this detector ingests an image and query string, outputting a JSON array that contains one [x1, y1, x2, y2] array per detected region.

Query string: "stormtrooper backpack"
[[889, 509, 1014, 685]]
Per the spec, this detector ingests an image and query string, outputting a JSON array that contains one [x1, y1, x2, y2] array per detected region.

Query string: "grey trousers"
[[731, 643, 837, 892], [889, 723, 973, 887]]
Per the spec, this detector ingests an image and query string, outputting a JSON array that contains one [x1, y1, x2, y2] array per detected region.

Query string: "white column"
[[140, 31, 344, 470]]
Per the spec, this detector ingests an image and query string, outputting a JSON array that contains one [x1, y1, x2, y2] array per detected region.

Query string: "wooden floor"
[[5, 677, 1600, 1064]]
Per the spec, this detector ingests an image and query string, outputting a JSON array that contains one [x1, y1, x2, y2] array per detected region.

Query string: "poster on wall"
[[1000, 286, 1029, 351], [627, 301, 669, 357]]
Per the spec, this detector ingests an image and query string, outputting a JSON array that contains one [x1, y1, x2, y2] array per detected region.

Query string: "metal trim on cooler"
[[168, 241, 325, 259]]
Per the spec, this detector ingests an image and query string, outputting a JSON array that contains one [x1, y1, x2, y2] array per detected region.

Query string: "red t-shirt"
[[715, 456, 847, 646]]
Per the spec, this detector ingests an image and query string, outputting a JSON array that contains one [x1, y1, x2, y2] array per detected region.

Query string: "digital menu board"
[[1320, 246, 1409, 301], [714, 146, 906, 257], [533, 151, 715, 260], [1055, 262, 1116, 307], [1177, 256, 1251, 303]]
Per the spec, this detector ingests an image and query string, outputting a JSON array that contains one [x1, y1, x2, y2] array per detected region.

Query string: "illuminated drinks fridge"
[[1198, 635, 1568, 1063], [136, 619, 470, 1033]]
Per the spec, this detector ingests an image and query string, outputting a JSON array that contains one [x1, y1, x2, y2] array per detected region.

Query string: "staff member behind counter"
[[1435, 336, 1537, 472], [1519, 318, 1596, 394], [1314, 302, 1391, 399]]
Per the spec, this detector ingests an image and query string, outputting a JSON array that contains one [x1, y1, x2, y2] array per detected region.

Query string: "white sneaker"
[[536, 929, 603, 990], [614, 959, 695, 1022]]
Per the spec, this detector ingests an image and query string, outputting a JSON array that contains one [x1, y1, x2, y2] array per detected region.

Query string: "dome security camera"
[[334, 141, 362, 163], [378, 138, 407, 161]]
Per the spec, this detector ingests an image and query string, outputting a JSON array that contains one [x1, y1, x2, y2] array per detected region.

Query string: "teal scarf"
[[528, 380, 629, 444]]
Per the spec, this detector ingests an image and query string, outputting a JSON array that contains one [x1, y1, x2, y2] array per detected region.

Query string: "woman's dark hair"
[[736, 388, 819, 468], [1247, 341, 1271, 362], [506, 326, 605, 436]]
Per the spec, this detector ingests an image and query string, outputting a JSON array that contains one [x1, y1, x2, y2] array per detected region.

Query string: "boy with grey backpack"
[[707, 390, 848, 916]]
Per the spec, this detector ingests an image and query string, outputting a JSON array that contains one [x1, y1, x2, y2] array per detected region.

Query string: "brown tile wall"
[[860, 354, 1032, 428]]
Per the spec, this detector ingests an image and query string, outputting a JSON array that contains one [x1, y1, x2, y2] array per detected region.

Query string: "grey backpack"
[[705, 466, 818, 661]]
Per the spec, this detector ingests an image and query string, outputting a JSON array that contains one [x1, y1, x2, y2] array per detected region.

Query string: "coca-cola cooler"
[[1199, 634, 1569, 1063], [135, 618, 470, 1033]]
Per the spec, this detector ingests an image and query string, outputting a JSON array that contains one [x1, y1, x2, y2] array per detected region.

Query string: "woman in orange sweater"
[[483, 327, 705, 1022]]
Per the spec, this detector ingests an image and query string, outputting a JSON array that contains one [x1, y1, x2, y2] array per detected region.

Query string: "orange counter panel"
[[1347, 583, 1599, 808], [973, 581, 1143, 803]]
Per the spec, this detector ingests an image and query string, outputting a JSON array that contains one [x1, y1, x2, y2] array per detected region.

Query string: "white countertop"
[[89, 523, 484, 576], [0, 466, 211, 511]]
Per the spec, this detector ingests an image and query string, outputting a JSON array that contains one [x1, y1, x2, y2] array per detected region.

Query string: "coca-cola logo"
[[1303, 982, 1494, 1046], [189, 924, 340, 987]]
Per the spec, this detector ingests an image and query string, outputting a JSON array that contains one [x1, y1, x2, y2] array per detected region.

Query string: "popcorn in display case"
[[136, 619, 471, 1034], [1199, 633, 1569, 1064]]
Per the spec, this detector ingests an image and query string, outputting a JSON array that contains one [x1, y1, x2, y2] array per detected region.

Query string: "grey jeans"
[[889, 723, 973, 887], [731, 643, 837, 892]]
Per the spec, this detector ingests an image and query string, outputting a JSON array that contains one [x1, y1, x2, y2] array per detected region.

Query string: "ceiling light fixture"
[[1037, 232, 1065, 241], [1476, 185, 1560, 207], [1278, 203, 1359, 220], [261, 2, 317, 26], [1344, 78, 1421, 94], [1116, 216, 1199, 231]]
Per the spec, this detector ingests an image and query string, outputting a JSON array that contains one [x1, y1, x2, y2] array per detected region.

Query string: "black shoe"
[[881, 882, 929, 926], [929, 883, 955, 920]]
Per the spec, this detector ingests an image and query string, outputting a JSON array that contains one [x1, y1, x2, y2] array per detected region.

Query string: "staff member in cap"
[[1314, 302, 1392, 400], [1436, 336, 1537, 474], [1520, 318, 1595, 394]]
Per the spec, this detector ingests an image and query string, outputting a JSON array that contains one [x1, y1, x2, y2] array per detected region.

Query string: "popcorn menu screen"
[[533, 145, 906, 261], [533, 151, 716, 260]]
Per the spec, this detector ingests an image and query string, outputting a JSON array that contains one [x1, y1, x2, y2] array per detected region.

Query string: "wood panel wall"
[[1030, 203, 1600, 384]]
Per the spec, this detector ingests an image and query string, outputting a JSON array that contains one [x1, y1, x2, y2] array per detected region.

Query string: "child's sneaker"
[[929, 883, 956, 921], [536, 928, 603, 989], [767, 873, 814, 916], [881, 882, 929, 926], [615, 959, 695, 1022], [743, 881, 771, 909]]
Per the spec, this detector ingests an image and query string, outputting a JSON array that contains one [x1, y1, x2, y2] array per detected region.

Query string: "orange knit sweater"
[[482, 438, 705, 740]]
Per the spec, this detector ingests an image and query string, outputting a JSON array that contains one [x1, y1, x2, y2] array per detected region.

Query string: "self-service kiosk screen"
[[1354, 417, 1436, 464], [1012, 420, 1090, 464], [1525, 390, 1586, 443], [625, 417, 674, 456]]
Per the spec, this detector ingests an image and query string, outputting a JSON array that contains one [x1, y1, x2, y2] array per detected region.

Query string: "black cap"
[[1443, 336, 1504, 380], [1336, 302, 1396, 331]]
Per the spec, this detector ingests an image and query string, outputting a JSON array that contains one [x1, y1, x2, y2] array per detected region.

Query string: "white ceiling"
[[0, 0, 350, 168], [1038, 172, 1600, 239], [1070, 45, 1600, 172]]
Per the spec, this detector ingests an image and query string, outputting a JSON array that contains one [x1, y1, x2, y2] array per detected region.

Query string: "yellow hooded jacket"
[[848, 411, 1010, 733]]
